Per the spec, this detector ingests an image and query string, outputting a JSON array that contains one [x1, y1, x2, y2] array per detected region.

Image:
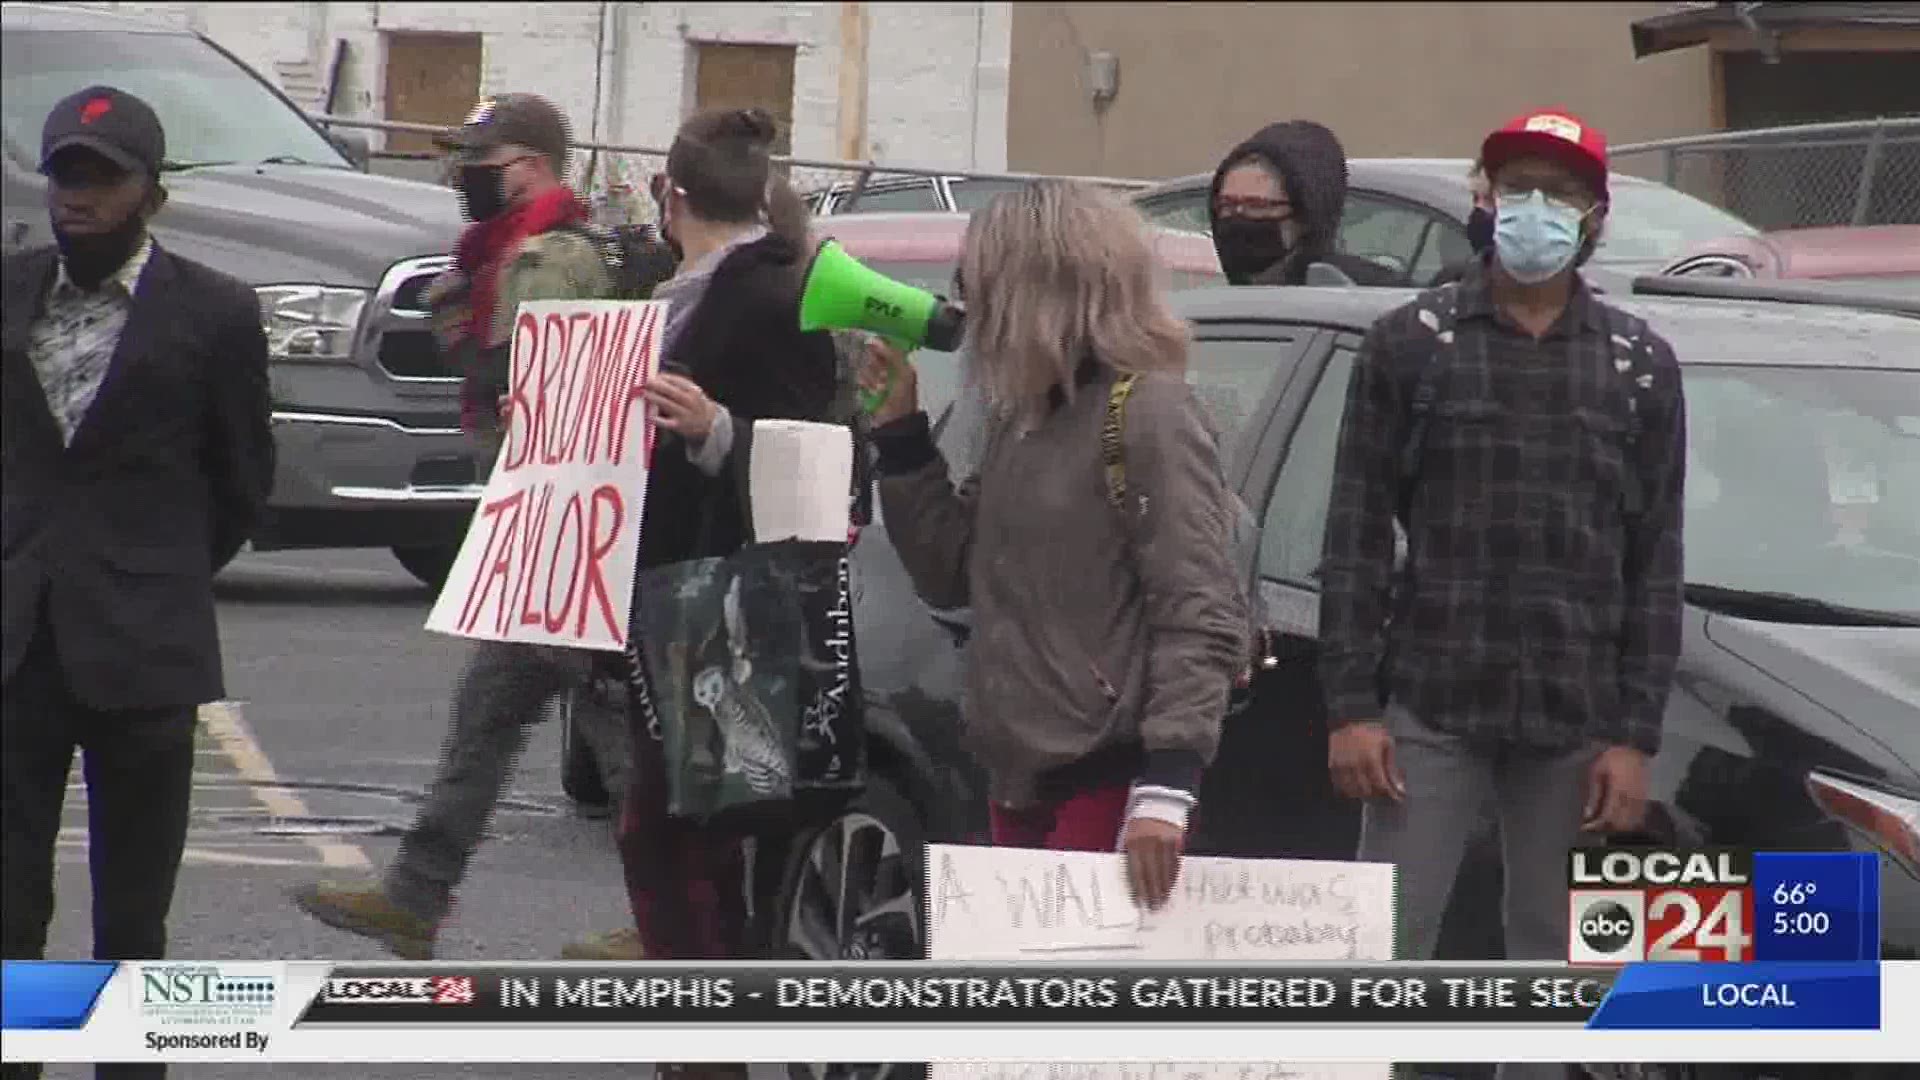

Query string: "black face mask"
[[53, 211, 147, 291], [456, 163, 509, 222], [1212, 217, 1291, 282], [1466, 206, 1495, 255]]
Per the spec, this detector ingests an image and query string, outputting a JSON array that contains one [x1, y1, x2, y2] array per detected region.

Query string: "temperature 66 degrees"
[[1773, 882, 1819, 905], [1773, 910, 1832, 936]]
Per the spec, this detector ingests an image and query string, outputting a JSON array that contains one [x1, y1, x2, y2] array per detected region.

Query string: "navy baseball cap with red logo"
[[40, 85, 167, 177], [1481, 109, 1610, 204]]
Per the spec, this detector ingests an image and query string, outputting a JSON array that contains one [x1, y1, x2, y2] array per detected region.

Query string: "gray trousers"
[[386, 639, 592, 919], [1359, 705, 1598, 1080]]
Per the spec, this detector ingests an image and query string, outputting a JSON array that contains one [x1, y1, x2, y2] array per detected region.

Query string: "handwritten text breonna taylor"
[[426, 300, 665, 650]]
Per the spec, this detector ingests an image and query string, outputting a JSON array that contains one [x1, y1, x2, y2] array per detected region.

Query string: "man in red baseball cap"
[[1478, 108, 1611, 293], [1319, 107, 1689, 1066]]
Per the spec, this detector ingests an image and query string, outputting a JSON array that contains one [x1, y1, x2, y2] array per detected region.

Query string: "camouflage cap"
[[437, 93, 571, 173]]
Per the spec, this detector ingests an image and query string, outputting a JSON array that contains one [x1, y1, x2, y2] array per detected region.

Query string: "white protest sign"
[[926, 845, 1397, 1080], [748, 420, 855, 543], [927, 845, 1396, 961], [426, 299, 666, 650]]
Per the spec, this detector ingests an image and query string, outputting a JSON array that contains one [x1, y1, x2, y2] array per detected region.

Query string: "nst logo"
[[136, 964, 277, 1025], [143, 970, 221, 1005]]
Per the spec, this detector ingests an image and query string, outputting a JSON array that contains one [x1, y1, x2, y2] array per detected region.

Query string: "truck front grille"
[[368, 256, 459, 382]]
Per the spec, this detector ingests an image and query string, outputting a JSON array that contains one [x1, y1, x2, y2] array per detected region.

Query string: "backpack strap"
[[1102, 373, 1141, 512], [1607, 309, 1659, 523], [1396, 283, 1462, 519]]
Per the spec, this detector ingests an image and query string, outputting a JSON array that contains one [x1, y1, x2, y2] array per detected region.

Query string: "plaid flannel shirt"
[[1317, 271, 1687, 755]]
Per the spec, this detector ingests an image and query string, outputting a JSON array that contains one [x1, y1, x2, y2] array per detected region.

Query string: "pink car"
[[1663, 224, 1920, 286]]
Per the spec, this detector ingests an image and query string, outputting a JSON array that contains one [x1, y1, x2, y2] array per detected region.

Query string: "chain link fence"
[[319, 113, 1919, 232], [312, 114, 1149, 227], [1611, 117, 1920, 231]]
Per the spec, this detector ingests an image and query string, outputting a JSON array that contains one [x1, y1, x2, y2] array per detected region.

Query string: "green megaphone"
[[799, 240, 966, 415], [799, 240, 965, 349]]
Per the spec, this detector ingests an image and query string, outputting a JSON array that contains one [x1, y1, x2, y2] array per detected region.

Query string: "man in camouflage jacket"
[[292, 94, 643, 961]]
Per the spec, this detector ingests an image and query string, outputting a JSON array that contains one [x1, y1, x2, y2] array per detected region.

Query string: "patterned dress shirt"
[[27, 236, 155, 445]]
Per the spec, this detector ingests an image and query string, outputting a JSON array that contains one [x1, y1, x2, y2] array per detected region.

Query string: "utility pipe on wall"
[[836, 1, 870, 162]]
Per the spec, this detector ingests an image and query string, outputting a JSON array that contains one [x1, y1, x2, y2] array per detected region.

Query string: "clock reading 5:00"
[[1772, 910, 1833, 936]]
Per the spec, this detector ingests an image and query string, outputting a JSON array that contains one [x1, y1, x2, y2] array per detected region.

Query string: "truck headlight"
[[256, 284, 369, 361]]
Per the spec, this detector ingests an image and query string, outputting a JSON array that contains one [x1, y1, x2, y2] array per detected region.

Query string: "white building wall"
[[71, 1, 1011, 178]]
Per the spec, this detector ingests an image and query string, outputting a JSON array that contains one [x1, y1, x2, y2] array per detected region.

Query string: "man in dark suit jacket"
[[1, 87, 273, 1078]]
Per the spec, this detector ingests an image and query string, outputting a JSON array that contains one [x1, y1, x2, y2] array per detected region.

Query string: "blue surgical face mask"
[[1493, 190, 1586, 284]]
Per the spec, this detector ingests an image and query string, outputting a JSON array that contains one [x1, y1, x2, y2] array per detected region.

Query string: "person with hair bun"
[[560, 108, 840, 994]]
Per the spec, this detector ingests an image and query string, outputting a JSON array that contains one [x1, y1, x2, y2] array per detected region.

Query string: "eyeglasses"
[[1214, 195, 1292, 219], [1494, 178, 1591, 212]]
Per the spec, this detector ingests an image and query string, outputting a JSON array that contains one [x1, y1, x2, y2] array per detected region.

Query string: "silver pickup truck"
[[3, 3, 475, 586]]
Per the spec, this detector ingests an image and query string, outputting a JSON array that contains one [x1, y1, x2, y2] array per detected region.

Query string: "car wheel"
[[776, 776, 927, 1080], [391, 544, 458, 589], [557, 687, 612, 811]]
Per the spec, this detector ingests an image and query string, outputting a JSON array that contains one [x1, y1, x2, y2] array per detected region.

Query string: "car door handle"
[[4, 220, 28, 249], [928, 607, 972, 645]]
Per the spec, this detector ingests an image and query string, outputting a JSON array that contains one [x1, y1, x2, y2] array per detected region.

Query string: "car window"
[[2, 29, 348, 170], [1337, 195, 1434, 282], [946, 178, 1031, 213], [1413, 217, 1474, 286], [832, 182, 945, 214], [1257, 347, 1357, 585], [1188, 332, 1302, 445], [1684, 365, 1919, 617], [1595, 181, 1758, 265], [1137, 188, 1212, 234]]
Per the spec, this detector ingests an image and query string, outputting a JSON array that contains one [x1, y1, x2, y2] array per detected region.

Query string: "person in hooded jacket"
[[1208, 120, 1406, 288]]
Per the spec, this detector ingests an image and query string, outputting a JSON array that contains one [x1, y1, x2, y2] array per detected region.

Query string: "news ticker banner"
[[4, 960, 1911, 1065]]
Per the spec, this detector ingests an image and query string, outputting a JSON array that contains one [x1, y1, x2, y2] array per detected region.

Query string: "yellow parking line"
[[199, 701, 370, 871]]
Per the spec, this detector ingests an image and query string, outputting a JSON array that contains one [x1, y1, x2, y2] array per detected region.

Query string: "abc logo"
[[1578, 900, 1637, 954]]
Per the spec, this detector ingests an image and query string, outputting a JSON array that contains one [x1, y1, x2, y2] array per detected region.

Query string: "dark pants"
[[2, 617, 198, 1080], [384, 639, 591, 921], [615, 723, 748, 960]]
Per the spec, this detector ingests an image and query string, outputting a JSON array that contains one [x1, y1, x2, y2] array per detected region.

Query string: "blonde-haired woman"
[[861, 181, 1247, 909]]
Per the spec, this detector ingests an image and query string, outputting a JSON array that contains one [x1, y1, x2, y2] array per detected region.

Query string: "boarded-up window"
[[691, 42, 796, 156], [383, 32, 482, 156]]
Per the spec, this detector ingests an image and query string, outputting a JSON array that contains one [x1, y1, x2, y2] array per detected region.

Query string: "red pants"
[[988, 783, 1131, 852], [614, 728, 745, 960]]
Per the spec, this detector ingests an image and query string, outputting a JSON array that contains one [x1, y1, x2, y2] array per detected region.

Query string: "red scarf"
[[453, 186, 589, 345]]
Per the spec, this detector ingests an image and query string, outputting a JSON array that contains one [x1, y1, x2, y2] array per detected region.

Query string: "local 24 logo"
[[1566, 849, 1756, 964]]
